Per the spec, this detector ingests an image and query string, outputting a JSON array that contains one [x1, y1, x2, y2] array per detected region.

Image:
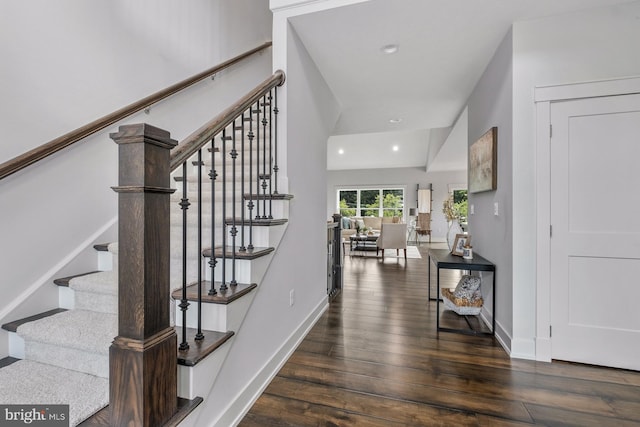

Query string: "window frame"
[[336, 186, 406, 219]]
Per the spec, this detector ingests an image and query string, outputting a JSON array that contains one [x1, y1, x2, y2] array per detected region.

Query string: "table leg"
[[436, 266, 440, 331], [428, 254, 432, 300], [492, 270, 496, 335]]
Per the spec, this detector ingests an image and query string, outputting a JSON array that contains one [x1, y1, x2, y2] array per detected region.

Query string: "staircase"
[[0, 73, 288, 426]]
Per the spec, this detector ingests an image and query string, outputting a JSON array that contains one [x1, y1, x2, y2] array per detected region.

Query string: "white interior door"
[[550, 93, 640, 371]]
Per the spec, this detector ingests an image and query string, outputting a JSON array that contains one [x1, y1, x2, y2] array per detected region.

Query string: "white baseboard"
[[493, 321, 512, 355], [212, 297, 329, 427], [480, 309, 511, 356], [511, 337, 537, 360]]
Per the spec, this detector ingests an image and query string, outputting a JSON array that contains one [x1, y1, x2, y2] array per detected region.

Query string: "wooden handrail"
[[170, 69, 285, 170], [0, 41, 272, 181]]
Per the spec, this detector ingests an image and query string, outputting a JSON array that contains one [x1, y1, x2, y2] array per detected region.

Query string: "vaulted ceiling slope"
[[288, 0, 633, 170]]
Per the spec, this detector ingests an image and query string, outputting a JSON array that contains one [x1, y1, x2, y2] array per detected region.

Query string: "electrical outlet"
[[289, 289, 295, 307]]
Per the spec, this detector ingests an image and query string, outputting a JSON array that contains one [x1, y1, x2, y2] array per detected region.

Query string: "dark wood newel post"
[[110, 124, 178, 426]]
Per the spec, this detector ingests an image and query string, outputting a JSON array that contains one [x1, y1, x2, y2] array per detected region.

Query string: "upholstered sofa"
[[340, 216, 402, 239]]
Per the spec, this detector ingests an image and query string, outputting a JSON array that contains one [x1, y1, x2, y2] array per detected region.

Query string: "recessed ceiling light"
[[381, 44, 399, 54], [338, 148, 344, 155], [392, 145, 399, 152], [389, 118, 402, 124]]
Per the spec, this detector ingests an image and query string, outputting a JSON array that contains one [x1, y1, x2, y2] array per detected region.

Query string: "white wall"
[[467, 28, 513, 351], [199, 10, 342, 425], [327, 168, 467, 240], [511, 1, 640, 359], [0, 0, 273, 339]]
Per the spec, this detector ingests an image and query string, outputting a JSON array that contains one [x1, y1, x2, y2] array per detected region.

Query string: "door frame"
[[533, 76, 640, 362]]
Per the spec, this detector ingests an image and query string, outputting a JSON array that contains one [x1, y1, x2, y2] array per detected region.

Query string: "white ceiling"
[[288, 0, 634, 171]]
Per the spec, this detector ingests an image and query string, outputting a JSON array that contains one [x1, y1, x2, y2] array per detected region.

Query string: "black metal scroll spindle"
[[247, 107, 255, 250], [261, 94, 268, 219], [208, 137, 217, 296], [230, 121, 238, 287], [255, 100, 261, 220], [267, 91, 273, 219], [239, 114, 247, 252], [273, 87, 279, 195], [179, 162, 190, 351], [195, 149, 204, 341], [220, 130, 228, 292]]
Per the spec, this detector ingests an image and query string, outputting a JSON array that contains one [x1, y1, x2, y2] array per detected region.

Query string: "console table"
[[427, 249, 495, 336]]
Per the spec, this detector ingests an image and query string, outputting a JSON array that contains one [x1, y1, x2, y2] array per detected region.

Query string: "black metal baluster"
[[230, 121, 238, 287], [208, 137, 217, 296], [261, 94, 268, 219], [179, 162, 190, 351], [220, 130, 228, 292], [273, 87, 279, 195], [255, 101, 261, 220], [267, 91, 273, 219], [239, 115, 247, 252], [247, 107, 255, 250], [196, 149, 204, 341]]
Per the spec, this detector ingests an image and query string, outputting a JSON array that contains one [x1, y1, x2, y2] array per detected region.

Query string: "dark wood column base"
[[109, 327, 178, 426]]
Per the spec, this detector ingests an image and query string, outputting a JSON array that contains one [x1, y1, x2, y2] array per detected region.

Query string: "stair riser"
[[7, 332, 24, 359], [75, 291, 117, 314], [171, 187, 275, 202], [170, 206, 283, 224], [97, 249, 115, 271], [177, 340, 232, 400], [191, 152, 272, 166], [24, 341, 108, 378], [169, 223, 284, 251], [179, 166, 273, 183], [171, 256, 270, 291], [210, 255, 272, 284], [59, 287, 75, 310]]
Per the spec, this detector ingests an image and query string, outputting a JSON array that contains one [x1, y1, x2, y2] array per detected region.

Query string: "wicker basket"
[[441, 288, 483, 315]]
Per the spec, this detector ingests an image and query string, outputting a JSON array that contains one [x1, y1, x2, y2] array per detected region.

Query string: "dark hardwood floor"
[[240, 243, 640, 426]]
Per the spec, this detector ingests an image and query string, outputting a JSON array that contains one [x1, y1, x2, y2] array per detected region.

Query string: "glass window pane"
[[382, 189, 403, 217], [360, 190, 379, 216], [339, 190, 357, 217], [452, 189, 468, 221], [360, 190, 378, 207]]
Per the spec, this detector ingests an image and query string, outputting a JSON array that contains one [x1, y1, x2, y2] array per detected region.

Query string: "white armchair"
[[376, 223, 407, 260]]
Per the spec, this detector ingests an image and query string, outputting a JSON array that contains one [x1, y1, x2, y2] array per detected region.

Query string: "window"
[[338, 188, 404, 218], [452, 189, 468, 221]]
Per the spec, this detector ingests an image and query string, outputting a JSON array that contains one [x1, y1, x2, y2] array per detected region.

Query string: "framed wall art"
[[469, 127, 497, 193]]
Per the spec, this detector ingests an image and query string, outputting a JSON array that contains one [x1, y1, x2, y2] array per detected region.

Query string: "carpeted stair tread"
[[2, 308, 67, 333], [0, 359, 108, 426], [17, 309, 116, 355], [69, 270, 117, 295], [54, 271, 102, 287]]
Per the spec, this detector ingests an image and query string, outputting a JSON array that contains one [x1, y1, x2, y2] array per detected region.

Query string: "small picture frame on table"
[[451, 234, 471, 256]]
